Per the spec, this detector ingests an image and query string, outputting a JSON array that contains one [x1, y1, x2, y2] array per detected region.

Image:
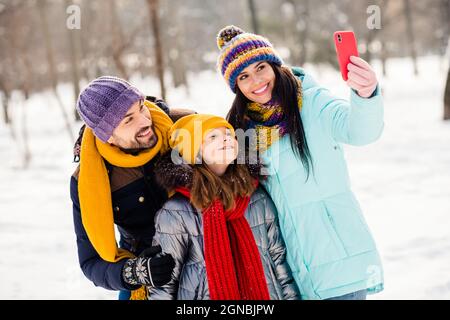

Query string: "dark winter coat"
[[70, 102, 195, 291], [147, 154, 300, 300]]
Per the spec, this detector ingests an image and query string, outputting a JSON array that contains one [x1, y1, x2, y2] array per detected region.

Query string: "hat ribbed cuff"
[[94, 87, 144, 142]]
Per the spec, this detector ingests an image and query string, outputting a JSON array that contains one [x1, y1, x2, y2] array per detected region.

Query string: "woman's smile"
[[252, 83, 269, 95]]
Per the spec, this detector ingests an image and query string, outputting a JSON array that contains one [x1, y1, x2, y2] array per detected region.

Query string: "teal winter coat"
[[260, 67, 384, 300]]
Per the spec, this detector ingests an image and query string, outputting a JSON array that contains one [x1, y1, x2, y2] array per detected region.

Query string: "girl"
[[216, 25, 384, 300], [148, 114, 299, 300]]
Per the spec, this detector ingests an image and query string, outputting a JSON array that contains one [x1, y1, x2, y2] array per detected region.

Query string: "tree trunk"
[[21, 92, 31, 169], [109, 0, 130, 80], [169, 47, 188, 89], [363, 32, 374, 64], [77, 0, 91, 81], [165, 3, 188, 90], [37, 0, 75, 141], [248, 0, 260, 34], [380, 40, 388, 77], [299, 0, 310, 66], [0, 81, 10, 125], [444, 60, 450, 120], [379, 0, 388, 76], [440, 0, 450, 55], [77, 23, 90, 81], [363, 0, 390, 69], [16, 54, 32, 168], [2, 94, 10, 125], [147, 0, 166, 100], [66, 0, 81, 121], [403, 0, 418, 75]]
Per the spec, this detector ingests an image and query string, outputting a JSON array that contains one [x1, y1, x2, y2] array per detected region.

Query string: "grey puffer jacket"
[[148, 154, 300, 300]]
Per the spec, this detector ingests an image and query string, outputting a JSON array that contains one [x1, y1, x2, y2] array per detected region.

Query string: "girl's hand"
[[346, 56, 378, 98]]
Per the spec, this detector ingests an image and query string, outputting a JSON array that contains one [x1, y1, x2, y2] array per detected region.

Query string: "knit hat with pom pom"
[[216, 25, 284, 93]]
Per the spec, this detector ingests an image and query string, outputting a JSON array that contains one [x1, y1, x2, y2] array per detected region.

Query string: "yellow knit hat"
[[168, 114, 235, 165]]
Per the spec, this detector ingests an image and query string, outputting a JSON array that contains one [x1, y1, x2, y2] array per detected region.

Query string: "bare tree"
[[282, 0, 311, 66], [349, 0, 398, 75], [37, 0, 75, 142], [20, 94, 32, 169], [298, 0, 310, 66], [147, 0, 166, 100], [12, 44, 32, 168], [248, 0, 260, 34], [164, 1, 188, 90], [1, 0, 450, 122], [441, 0, 450, 55], [0, 78, 11, 125], [0, 0, 25, 126], [76, 0, 97, 81], [376, 0, 389, 76], [444, 40, 450, 120], [444, 66, 450, 120], [403, 0, 419, 75], [359, 0, 382, 64], [109, 0, 130, 80], [65, 0, 81, 121], [5, 1, 35, 167]]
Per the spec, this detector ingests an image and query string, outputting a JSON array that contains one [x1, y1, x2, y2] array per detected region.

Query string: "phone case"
[[334, 31, 359, 81]]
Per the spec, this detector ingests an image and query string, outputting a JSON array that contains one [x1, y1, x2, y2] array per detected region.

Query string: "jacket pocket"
[[112, 191, 155, 229], [299, 205, 348, 268], [323, 195, 377, 256]]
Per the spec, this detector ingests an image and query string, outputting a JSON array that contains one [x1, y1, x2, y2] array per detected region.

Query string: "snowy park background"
[[1, 55, 449, 299], [1, 0, 450, 299]]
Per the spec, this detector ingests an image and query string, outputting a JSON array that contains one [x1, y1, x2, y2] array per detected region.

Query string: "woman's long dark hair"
[[226, 62, 313, 179]]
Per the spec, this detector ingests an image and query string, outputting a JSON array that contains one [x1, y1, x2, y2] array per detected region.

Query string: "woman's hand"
[[346, 56, 378, 98]]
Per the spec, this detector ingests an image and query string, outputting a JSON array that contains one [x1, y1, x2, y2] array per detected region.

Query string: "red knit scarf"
[[175, 186, 270, 300]]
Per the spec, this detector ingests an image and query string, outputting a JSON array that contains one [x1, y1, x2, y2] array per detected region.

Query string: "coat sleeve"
[[70, 176, 139, 292], [148, 207, 189, 300], [264, 194, 300, 300], [307, 79, 384, 146]]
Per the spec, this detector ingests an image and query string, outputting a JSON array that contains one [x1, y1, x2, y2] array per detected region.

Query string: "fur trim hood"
[[154, 152, 264, 192]]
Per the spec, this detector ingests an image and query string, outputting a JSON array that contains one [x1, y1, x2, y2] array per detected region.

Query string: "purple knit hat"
[[76, 76, 144, 142]]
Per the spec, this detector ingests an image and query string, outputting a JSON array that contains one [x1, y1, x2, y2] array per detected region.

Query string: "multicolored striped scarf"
[[245, 77, 303, 153]]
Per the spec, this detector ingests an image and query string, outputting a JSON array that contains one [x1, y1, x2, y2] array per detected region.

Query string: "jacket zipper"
[[325, 209, 349, 256]]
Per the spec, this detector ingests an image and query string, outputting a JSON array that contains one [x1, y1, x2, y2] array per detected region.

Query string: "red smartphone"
[[334, 31, 359, 81]]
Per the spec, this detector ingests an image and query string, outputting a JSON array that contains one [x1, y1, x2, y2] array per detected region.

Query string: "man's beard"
[[117, 126, 158, 155]]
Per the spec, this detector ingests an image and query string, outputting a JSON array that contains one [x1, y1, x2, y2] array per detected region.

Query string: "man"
[[70, 76, 194, 299]]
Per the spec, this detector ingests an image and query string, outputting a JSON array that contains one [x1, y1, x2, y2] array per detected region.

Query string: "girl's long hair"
[[190, 163, 257, 211], [226, 62, 313, 178]]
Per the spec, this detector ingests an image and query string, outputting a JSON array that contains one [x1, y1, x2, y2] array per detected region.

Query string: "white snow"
[[0, 55, 449, 299]]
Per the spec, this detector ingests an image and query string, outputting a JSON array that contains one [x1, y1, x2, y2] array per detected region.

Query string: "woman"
[[216, 25, 384, 300], [148, 114, 299, 300]]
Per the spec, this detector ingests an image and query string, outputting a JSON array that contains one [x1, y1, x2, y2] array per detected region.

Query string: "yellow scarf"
[[78, 101, 173, 299]]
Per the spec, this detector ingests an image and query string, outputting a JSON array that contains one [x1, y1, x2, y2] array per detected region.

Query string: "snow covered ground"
[[0, 56, 449, 299]]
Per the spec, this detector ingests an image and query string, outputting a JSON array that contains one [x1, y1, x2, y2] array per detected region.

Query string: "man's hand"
[[346, 56, 378, 98], [122, 245, 175, 287]]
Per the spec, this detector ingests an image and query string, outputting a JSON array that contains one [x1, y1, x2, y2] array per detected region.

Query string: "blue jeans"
[[118, 290, 131, 300], [326, 289, 367, 300]]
